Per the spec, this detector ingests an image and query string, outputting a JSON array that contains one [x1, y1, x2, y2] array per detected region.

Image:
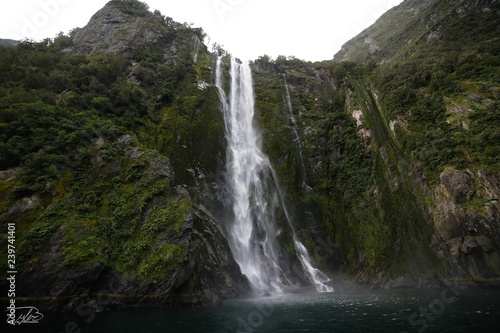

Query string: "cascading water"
[[216, 56, 333, 294], [283, 74, 305, 174], [192, 35, 201, 63], [216, 57, 287, 294]]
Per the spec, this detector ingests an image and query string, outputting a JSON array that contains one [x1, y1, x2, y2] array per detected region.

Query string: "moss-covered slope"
[[334, 0, 500, 65], [0, 0, 247, 311], [250, 44, 500, 286]]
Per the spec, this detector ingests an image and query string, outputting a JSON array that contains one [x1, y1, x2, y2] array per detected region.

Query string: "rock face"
[[432, 168, 500, 285], [64, 2, 151, 55], [334, 0, 435, 63], [325, 0, 500, 287], [250, 58, 500, 289], [333, 0, 497, 64], [1, 137, 249, 313], [15, 201, 249, 312], [71, 3, 131, 54], [0, 1, 243, 313], [63, 0, 196, 57]]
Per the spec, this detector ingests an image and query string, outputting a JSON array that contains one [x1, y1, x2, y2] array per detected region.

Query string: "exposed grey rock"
[[2, 143, 249, 313], [468, 93, 483, 103], [0, 167, 21, 181], [63, 2, 175, 57], [431, 168, 500, 285], [14, 199, 249, 312], [439, 168, 474, 204], [3, 195, 42, 216], [117, 134, 132, 146]]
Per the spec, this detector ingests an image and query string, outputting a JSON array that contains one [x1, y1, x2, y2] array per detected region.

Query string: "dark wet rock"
[[2, 141, 249, 314], [430, 168, 500, 286], [12, 200, 249, 313]]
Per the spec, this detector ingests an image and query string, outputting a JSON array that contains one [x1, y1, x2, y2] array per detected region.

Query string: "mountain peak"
[[0, 38, 19, 47], [334, 0, 499, 64], [63, 0, 165, 56]]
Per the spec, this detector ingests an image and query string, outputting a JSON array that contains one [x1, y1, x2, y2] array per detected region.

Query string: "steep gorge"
[[1, 0, 499, 312]]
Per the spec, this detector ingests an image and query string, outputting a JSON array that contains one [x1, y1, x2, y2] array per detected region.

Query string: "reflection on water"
[[9, 288, 500, 333]]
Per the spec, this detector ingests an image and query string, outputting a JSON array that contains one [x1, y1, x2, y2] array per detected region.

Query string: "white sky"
[[1, 0, 404, 61]]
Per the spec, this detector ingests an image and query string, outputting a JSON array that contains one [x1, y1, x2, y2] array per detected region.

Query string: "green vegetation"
[[335, 0, 500, 65], [370, 56, 499, 184], [0, 41, 136, 194], [0, 0, 498, 285], [0, 1, 219, 281], [11, 141, 191, 280], [110, 0, 151, 17], [249, 0, 499, 275], [333, 0, 500, 184]]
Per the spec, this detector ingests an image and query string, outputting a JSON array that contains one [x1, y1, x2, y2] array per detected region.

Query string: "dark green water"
[[6, 288, 500, 333]]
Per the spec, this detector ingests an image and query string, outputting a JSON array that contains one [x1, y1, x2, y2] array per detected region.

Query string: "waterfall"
[[216, 57, 333, 294], [269, 167, 334, 293], [192, 36, 201, 63], [283, 74, 306, 175]]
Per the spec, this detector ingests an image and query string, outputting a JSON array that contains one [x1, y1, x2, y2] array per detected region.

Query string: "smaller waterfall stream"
[[283, 75, 303, 148], [283, 74, 306, 175], [192, 36, 201, 63], [269, 167, 333, 293], [216, 57, 333, 294]]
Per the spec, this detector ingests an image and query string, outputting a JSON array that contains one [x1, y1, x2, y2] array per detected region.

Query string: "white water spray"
[[216, 57, 333, 294]]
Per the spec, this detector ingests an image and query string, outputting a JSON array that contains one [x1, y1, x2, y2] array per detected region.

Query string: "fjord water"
[[215, 57, 331, 293], [19, 289, 500, 332]]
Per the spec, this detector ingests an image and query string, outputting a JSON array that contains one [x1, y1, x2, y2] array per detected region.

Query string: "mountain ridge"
[[334, 0, 500, 64], [0, 0, 499, 314]]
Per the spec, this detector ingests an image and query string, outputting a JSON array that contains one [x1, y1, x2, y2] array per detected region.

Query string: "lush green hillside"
[[333, 0, 500, 185], [251, 53, 499, 282], [0, 0, 499, 312], [0, 0, 247, 310], [334, 0, 500, 65], [253, 0, 500, 284]]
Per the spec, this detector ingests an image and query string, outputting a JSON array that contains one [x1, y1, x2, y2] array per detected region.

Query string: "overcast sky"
[[1, 0, 404, 61]]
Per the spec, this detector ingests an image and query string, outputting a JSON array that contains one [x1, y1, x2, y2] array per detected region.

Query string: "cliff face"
[[68, 2, 134, 55], [0, 0, 247, 312], [1, 0, 499, 313], [2, 135, 248, 312], [251, 56, 500, 288], [248, 0, 500, 287], [63, 0, 205, 61], [327, 0, 500, 285], [334, 0, 500, 64], [432, 168, 500, 282]]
